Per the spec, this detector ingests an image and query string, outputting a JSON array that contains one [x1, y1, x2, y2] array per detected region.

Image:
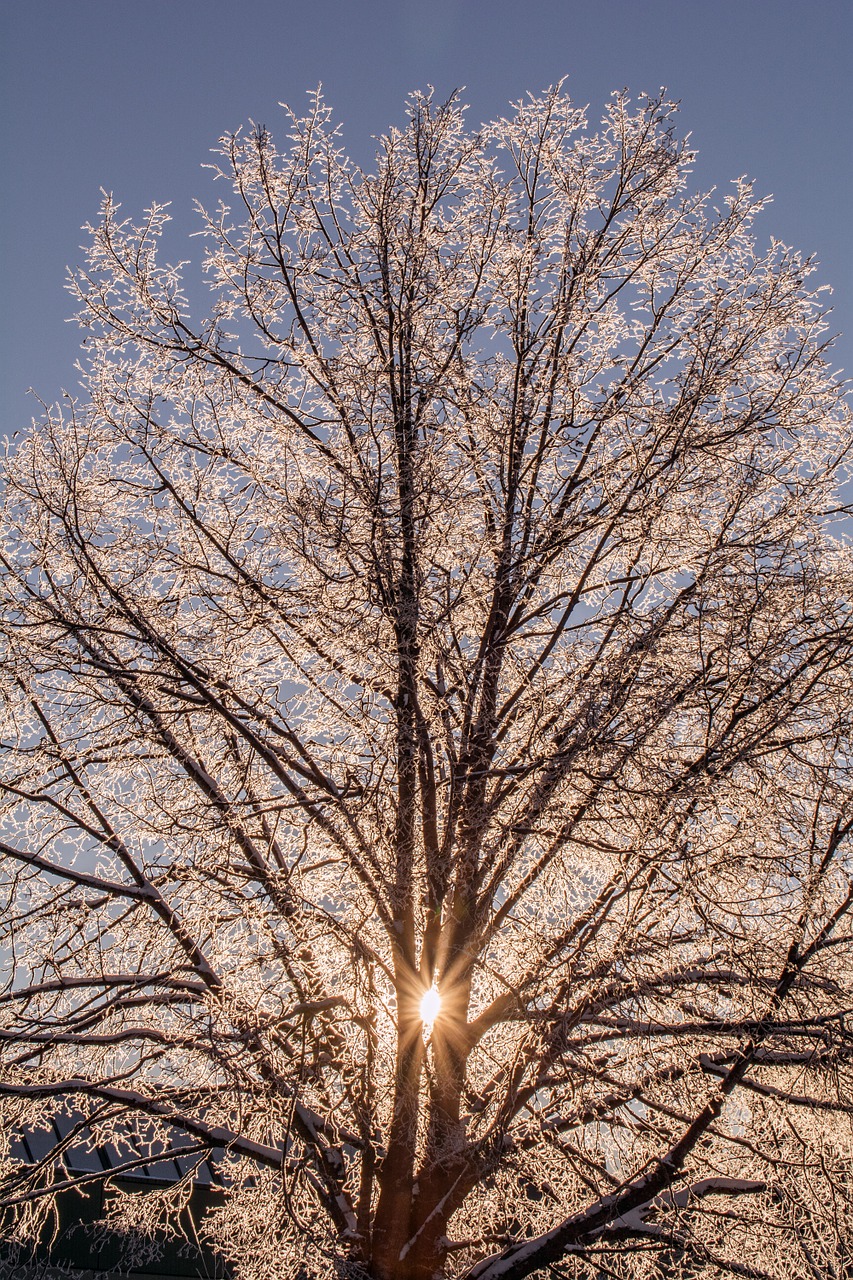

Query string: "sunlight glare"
[[419, 986, 441, 1026]]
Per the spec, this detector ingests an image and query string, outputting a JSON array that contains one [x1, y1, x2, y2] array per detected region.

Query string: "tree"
[[1, 85, 852, 1280]]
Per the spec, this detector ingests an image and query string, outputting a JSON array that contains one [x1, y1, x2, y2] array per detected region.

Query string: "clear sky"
[[2, 0, 850, 433]]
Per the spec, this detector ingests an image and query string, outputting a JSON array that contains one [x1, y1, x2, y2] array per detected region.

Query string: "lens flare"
[[419, 986, 441, 1026]]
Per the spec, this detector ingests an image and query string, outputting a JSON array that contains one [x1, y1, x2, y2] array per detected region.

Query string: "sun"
[[419, 986, 441, 1026]]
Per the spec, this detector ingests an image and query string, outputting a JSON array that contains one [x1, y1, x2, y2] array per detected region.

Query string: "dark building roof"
[[4, 1102, 230, 1279], [10, 1104, 224, 1187]]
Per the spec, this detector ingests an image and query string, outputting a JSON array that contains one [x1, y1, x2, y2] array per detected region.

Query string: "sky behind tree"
[[1, 0, 850, 433]]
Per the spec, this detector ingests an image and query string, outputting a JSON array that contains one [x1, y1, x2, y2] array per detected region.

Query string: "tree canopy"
[[1, 87, 852, 1280]]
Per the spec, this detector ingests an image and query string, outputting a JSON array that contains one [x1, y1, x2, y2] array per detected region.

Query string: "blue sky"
[[2, 0, 850, 431]]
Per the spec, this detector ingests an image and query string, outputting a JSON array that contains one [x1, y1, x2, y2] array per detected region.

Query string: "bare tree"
[[1, 87, 851, 1280]]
